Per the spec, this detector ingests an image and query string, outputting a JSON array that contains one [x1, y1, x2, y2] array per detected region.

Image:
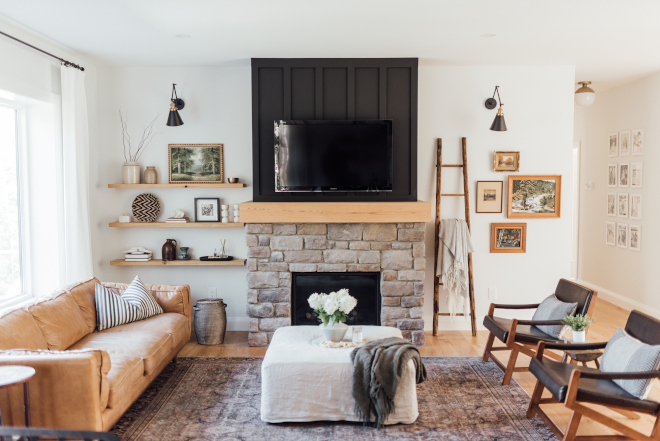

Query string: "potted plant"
[[561, 314, 594, 342], [307, 289, 358, 342]]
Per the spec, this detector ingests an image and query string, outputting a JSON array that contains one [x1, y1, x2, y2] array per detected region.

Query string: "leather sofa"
[[0, 277, 191, 431]]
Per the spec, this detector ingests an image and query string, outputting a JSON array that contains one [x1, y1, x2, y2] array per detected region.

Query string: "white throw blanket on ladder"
[[436, 219, 474, 320]]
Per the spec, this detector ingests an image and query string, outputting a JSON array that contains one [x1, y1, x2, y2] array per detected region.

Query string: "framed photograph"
[[631, 162, 643, 188], [476, 181, 503, 213], [618, 162, 629, 187], [609, 132, 619, 157], [632, 129, 644, 155], [619, 130, 631, 156], [493, 151, 520, 172], [507, 175, 561, 218], [617, 223, 629, 249], [169, 143, 224, 184], [607, 163, 618, 187], [630, 194, 642, 220], [617, 193, 628, 218], [630, 225, 642, 251], [490, 223, 526, 253], [607, 193, 616, 217], [194, 198, 220, 222], [606, 221, 616, 246]]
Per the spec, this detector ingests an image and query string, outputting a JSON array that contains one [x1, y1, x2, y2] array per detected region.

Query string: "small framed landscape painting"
[[607, 193, 616, 217], [619, 131, 631, 156], [606, 221, 616, 246], [507, 175, 561, 218], [631, 162, 643, 189], [609, 133, 619, 157], [630, 225, 641, 251], [169, 143, 224, 184], [493, 151, 520, 172], [618, 163, 629, 187], [476, 181, 503, 213], [632, 129, 644, 155], [608, 163, 617, 187], [491, 223, 526, 253], [617, 223, 628, 249], [617, 193, 628, 218], [630, 194, 642, 220], [194, 198, 220, 222]]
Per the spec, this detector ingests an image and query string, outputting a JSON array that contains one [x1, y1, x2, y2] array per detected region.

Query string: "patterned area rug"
[[111, 357, 557, 440]]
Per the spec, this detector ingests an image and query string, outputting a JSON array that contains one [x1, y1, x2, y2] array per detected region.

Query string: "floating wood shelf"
[[110, 259, 245, 266], [109, 222, 244, 228], [108, 183, 245, 188], [239, 201, 432, 223]]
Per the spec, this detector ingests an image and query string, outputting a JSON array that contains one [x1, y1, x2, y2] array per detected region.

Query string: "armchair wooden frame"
[[527, 341, 660, 441], [482, 293, 598, 385]]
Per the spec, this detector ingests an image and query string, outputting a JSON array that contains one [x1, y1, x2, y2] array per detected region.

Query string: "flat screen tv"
[[274, 120, 393, 192]]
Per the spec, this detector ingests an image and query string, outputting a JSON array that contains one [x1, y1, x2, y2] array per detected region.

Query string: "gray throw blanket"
[[350, 337, 427, 428]]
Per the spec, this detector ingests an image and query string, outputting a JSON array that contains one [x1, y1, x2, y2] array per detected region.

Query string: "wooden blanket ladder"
[[432, 137, 477, 337]]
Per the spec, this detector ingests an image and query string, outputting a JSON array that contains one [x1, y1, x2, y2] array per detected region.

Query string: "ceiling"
[[1, 0, 659, 90]]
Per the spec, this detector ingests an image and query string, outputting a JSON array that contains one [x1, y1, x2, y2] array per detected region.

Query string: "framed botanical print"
[[631, 162, 643, 188], [476, 181, 503, 213], [630, 225, 641, 251], [608, 163, 617, 187], [617, 223, 628, 249], [606, 221, 616, 246], [491, 223, 526, 253], [619, 130, 631, 156], [630, 194, 642, 220], [169, 143, 224, 184], [607, 193, 616, 217], [507, 175, 561, 218], [609, 132, 619, 157], [618, 163, 629, 187], [194, 198, 220, 222], [617, 193, 628, 218], [632, 129, 644, 155], [493, 151, 520, 172]]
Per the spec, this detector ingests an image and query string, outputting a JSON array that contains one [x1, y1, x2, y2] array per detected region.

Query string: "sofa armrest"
[[0, 349, 110, 430]]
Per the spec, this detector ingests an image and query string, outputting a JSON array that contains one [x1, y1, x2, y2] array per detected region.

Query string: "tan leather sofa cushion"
[[67, 277, 101, 333], [104, 354, 143, 408], [69, 330, 172, 375], [102, 313, 190, 350], [0, 308, 49, 350], [28, 291, 90, 351]]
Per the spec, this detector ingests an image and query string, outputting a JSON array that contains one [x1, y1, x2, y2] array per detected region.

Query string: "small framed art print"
[[617, 193, 628, 218], [606, 221, 616, 246], [607, 193, 616, 217], [632, 129, 644, 155], [619, 131, 631, 156], [608, 163, 617, 187], [476, 181, 503, 213], [618, 163, 629, 187], [630, 194, 642, 220], [194, 198, 220, 222], [493, 151, 520, 172], [617, 223, 628, 249], [491, 223, 526, 253], [609, 133, 619, 157], [631, 162, 643, 189], [630, 225, 641, 251]]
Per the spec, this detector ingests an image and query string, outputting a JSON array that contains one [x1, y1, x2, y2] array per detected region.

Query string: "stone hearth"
[[245, 223, 426, 347]]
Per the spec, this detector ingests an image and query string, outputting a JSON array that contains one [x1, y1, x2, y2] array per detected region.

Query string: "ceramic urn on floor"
[[194, 298, 228, 345]]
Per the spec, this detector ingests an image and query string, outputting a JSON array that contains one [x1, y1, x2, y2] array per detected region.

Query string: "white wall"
[[575, 72, 660, 314], [418, 66, 576, 329], [93, 64, 576, 331]]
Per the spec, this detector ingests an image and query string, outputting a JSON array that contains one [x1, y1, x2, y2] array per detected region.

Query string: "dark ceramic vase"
[[162, 239, 177, 261]]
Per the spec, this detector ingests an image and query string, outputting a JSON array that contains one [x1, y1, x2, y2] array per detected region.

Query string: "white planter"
[[122, 161, 140, 184], [572, 329, 586, 342], [320, 320, 349, 342]]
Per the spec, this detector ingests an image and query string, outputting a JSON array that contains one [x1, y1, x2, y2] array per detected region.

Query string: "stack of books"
[[165, 217, 190, 223], [124, 247, 153, 262]]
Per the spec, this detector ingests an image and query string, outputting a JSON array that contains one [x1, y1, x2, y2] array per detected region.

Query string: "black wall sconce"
[[166, 83, 185, 126], [485, 86, 507, 131]]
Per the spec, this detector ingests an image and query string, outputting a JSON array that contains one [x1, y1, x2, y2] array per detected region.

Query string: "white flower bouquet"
[[307, 289, 358, 326]]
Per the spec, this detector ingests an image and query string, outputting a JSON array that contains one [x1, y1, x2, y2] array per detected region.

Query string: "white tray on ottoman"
[[260, 325, 419, 424]]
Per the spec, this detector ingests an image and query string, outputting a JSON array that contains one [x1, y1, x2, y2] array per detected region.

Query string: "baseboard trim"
[[576, 279, 660, 318]]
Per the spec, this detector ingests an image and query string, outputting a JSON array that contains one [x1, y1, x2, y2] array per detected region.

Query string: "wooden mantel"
[[239, 201, 432, 223]]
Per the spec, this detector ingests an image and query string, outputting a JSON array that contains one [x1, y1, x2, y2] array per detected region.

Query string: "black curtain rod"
[[0, 29, 84, 71]]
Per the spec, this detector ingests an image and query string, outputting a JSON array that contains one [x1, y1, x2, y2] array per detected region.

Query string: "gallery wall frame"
[[475, 181, 503, 213], [507, 175, 561, 218], [630, 224, 642, 251], [616, 223, 629, 249], [606, 221, 616, 246], [169, 143, 224, 184], [631, 162, 643, 189], [632, 129, 644, 155], [493, 151, 520, 172], [617, 193, 628, 218], [609, 132, 619, 157], [490, 223, 527, 253], [630, 194, 642, 220], [618, 162, 629, 187], [619, 130, 631, 156], [607, 192, 616, 217], [607, 163, 617, 187]]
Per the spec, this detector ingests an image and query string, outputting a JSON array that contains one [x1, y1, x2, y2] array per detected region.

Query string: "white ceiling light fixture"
[[575, 81, 596, 108]]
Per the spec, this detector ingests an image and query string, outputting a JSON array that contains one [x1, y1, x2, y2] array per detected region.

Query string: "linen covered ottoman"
[[260, 325, 419, 424]]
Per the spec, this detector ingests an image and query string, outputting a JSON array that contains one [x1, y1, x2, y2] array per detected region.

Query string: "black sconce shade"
[[485, 86, 507, 131], [167, 84, 184, 127]]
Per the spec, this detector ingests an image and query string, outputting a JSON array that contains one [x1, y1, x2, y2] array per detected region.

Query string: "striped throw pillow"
[[122, 276, 163, 319], [95, 284, 142, 331]]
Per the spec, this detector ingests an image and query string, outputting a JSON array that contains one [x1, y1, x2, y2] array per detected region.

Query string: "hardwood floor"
[[180, 299, 657, 438]]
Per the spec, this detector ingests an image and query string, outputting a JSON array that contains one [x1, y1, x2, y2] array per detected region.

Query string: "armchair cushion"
[[483, 315, 559, 344], [529, 357, 660, 413], [531, 295, 577, 338], [600, 327, 660, 399]]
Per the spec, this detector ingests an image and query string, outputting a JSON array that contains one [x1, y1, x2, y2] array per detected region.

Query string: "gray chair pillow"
[[600, 327, 660, 399], [531, 294, 578, 339]]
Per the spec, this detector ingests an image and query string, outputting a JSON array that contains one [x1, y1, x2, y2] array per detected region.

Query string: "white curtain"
[[60, 65, 93, 283]]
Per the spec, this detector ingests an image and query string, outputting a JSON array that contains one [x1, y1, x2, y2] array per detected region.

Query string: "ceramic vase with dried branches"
[[120, 110, 160, 184]]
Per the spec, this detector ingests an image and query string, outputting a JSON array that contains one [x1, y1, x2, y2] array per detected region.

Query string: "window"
[[0, 105, 21, 300]]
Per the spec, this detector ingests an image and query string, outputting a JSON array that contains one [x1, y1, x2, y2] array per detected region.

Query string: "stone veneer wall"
[[245, 223, 426, 347]]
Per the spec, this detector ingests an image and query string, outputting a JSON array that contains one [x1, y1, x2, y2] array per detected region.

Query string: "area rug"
[[111, 356, 557, 440]]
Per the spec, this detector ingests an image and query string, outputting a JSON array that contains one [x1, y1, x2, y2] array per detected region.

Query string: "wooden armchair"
[[482, 278, 597, 385], [526, 310, 660, 441]]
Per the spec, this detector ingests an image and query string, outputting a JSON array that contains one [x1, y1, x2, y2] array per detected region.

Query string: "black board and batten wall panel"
[[251, 58, 418, 202]]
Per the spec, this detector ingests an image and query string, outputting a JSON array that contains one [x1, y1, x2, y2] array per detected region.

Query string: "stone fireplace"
[[245, 223, 426, 347]]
